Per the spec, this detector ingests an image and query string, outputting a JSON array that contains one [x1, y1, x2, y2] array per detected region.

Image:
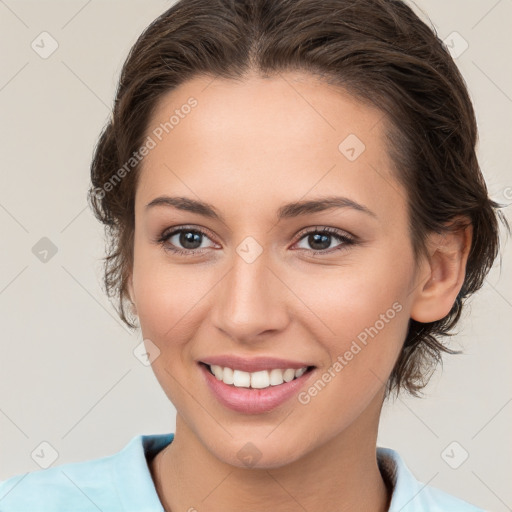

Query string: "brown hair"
[[88, 0, 509, 396]]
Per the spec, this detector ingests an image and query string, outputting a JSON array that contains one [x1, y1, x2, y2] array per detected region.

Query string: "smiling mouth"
[[199, 362, 316, 389]]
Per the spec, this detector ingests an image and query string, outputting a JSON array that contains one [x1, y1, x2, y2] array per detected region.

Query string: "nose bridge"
[[212, 242, 288, 340]]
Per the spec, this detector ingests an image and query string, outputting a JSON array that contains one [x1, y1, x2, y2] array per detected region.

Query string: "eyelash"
[[156, 225, 356, 257]]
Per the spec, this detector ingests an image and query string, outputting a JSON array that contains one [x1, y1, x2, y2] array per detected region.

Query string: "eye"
[[156, 225, 356, 257], [293, 226, 356, 255], [156, 226, 217, 256]]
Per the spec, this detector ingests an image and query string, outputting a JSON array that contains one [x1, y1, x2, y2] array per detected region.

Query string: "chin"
[[203, 431, 313, 470]]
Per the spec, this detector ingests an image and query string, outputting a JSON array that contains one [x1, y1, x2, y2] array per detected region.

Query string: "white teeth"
[[295, 367, 307, 378], [211, 364, 223, 380], [222, 366, 234, 385], [250, 370, 270, 389], [283, 368, 295, 382], [207, 364, 309, 389], [269, 368, 284, 386], [233, 369, 251, 387]]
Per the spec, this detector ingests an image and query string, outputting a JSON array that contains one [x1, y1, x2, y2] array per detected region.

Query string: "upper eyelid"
[[162, 225, 218, 244], [295, 225, 354, 239]]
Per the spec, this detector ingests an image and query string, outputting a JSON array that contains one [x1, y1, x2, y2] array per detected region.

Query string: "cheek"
[[132, 247, 215, 343], [294, 257, 410, 340], [289, 255, 412, 389], [292, 280, 408, 424], [131, 253, 214, 403]]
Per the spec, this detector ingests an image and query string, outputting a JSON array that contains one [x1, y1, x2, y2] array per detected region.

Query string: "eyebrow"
[[145, 195, 377, 221]]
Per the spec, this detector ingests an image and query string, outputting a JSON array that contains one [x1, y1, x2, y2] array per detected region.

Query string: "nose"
[[210, 248, 290, 343]]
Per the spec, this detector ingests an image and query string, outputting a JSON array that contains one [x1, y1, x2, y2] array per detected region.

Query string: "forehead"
[[135, 72, 405, 226]]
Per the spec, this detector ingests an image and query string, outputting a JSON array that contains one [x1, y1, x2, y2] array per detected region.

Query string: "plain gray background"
[[0, 0, 511, 510]]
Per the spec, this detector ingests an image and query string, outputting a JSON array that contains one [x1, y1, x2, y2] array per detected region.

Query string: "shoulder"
[[0, 433, 174, 512], [378, 447, 486, 512], [0, 451, 118, 512]]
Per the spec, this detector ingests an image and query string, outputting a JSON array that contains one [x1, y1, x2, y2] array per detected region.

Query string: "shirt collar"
[[116, 433, 435, 512], [111, 432, 174, 512], [377, 446, 431, 511]]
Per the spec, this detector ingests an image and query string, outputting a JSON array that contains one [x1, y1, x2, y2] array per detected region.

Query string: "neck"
[[151, 403, 391, 512]]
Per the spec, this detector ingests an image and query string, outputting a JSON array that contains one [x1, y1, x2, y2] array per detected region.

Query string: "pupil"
[[180, 231, 202, 249], [309, 233, 330, 250]]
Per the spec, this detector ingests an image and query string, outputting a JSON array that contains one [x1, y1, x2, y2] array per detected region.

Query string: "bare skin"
[[127, 71, 472, 512]]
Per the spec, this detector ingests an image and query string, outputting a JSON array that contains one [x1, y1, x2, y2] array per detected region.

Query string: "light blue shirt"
[[0, 433, 484, 511]]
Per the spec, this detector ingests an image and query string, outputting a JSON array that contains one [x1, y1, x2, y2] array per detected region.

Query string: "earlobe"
[[410, 220, 473, 323]]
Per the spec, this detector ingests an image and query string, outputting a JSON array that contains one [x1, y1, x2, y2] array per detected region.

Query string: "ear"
[[410, 218, 473, 323]]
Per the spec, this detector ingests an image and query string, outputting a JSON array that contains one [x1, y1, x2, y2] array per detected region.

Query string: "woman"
[[0, 0, 507, 510]]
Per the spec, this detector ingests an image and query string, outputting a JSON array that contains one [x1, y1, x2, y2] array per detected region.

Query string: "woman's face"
[[129, 71, 425, 468]]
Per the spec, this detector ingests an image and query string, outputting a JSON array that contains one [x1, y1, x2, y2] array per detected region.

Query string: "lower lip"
[[199, 363, 315, 414]]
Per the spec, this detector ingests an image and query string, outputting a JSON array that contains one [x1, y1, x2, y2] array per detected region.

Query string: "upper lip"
[[199, 355, 314, 373]]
